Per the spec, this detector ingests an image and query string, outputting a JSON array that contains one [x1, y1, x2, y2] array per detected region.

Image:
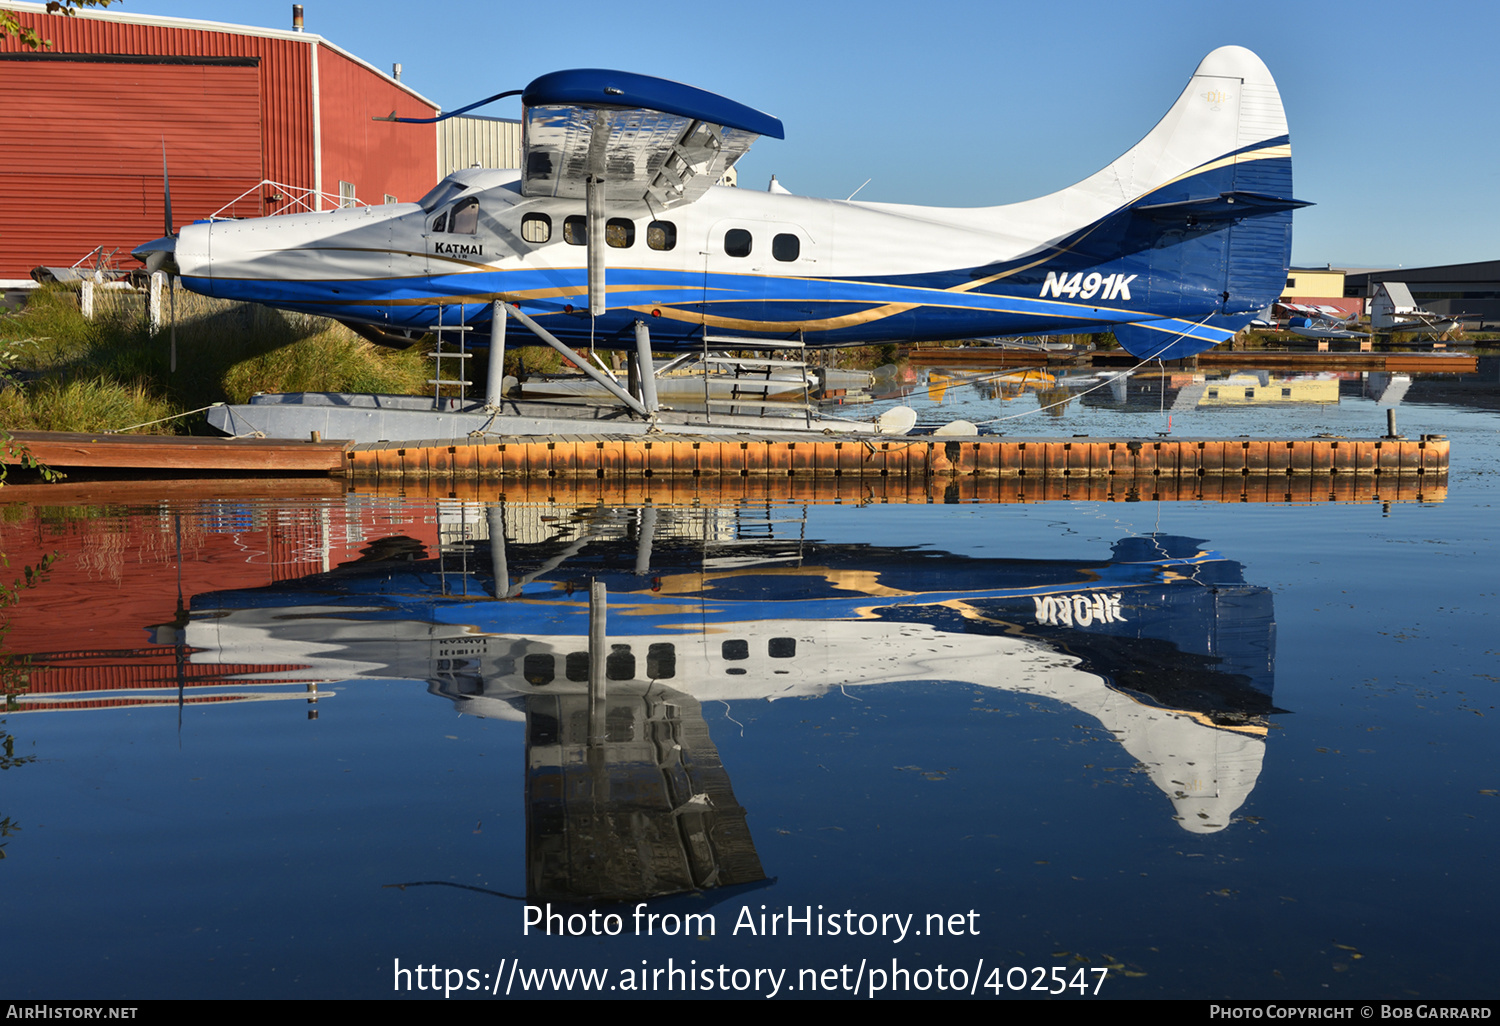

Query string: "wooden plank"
[[7, 431, 347, 473]]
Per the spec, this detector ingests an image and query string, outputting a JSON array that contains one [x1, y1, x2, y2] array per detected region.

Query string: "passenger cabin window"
[[606, 644, 636, 681], [521, 213, 551, 243], [722, 639, 749, 660], [647, 220, 676, 251], [772, 233, 800, 262], [523, 653, 555, 686], [646, 643, 676, 680], [605, 218, 634, 248], [563, 215, 587, 246], [724, 228, 752, 258]]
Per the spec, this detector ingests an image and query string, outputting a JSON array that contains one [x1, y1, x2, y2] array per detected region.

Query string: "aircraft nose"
[[132, 234, 177, 275]]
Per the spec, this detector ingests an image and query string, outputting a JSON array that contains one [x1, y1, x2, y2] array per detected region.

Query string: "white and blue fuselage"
[[167, 46, 1303, 362]]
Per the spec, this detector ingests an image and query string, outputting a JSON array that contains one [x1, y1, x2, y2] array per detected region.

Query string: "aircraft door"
[[703, 215, 829, 342]]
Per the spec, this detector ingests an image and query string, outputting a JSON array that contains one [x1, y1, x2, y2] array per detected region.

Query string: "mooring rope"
[[108, 402, 224, 434]]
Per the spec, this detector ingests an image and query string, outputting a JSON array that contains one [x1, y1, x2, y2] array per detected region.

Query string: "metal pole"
[[486, 300, 507, 408], [588, 578, 607, 743], [634, 319, 659, 413], [1385, 408, 1399, 438]]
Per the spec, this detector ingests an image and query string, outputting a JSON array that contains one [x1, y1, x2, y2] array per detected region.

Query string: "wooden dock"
[[5, 430, 348, 473]]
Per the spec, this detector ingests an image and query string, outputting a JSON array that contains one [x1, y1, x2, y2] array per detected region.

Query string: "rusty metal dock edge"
[[343, 435, 1449, 481]]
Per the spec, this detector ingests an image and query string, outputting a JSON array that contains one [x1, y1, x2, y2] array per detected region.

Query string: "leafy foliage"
[[1, 1, 119, 50]]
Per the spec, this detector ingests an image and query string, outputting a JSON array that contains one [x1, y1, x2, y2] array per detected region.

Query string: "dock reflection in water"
[[170, 503, 1277, 906]]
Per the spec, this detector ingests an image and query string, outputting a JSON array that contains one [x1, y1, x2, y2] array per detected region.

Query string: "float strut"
[[486, 300, 507, 408], [634, 319, 660, 413]]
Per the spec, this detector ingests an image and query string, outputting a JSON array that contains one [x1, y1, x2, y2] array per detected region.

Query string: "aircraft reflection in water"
[[187, 506, 1277, 902]]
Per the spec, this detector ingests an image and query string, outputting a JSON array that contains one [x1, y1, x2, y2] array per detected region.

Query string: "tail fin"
[[1062, 46, 1292, 219], [1012, 47, 1304, 359]]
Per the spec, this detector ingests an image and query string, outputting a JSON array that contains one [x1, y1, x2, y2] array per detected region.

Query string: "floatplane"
[[134, 46, 1305, 441]]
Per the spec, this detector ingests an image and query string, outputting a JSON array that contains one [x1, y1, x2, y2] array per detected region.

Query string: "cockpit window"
[[449, 196, 480, 234], [417, 179, 470, 212], [431, 210, 448, 233]]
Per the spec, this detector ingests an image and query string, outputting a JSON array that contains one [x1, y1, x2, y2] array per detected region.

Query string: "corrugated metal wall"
[[440, 116, 522, 175], [316, 45, 439, 204], [0, 56, 263, 276], [0, 5, 438, 277], [0, 11, 317, 199]]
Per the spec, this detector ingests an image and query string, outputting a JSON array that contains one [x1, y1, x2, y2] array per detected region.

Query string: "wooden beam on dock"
[[4, 431, 350, 473]]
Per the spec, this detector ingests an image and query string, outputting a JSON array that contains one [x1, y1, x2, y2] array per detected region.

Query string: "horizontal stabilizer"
[[1135, 191, 1312, 223]]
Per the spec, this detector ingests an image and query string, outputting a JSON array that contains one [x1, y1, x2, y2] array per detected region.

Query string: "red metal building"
[[0, 1, 439, 281]]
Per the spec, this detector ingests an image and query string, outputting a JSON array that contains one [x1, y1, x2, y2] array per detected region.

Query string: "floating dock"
[[5, 430, 1449, 507], [342, 433, 1447, 481]]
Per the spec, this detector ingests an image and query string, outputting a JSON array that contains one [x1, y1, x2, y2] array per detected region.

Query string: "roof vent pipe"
[[392, 62, 402, 81], [291, 5, 304, 31]]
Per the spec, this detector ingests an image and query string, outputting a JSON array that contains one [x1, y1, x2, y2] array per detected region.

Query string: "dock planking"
[[5, 431, 350, 473]]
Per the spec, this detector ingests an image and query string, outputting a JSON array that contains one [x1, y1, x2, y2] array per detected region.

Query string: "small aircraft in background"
[[1273, 301, 1371, 342], [1370, 282, 1463, 339], [136, 45, 1305, 366]]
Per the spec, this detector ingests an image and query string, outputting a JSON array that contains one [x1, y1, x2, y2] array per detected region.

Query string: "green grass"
[[0, 285, 434, 433]]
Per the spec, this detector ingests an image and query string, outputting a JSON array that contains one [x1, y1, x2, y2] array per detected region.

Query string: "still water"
[[2, 362, 1498, 1000]]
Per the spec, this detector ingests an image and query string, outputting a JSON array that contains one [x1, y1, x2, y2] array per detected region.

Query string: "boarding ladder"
[[426, 304, 474, 406], [698, 333, 814, 425]]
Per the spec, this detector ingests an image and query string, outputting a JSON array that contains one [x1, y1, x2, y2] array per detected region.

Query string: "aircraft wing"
[[520, 69, 784, 211]]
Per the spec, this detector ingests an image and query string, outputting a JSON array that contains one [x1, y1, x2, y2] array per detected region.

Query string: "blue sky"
[[87, 0, 1499, 269]]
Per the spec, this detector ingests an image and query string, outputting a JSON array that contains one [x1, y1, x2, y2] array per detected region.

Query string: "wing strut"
[[586, 175, 606, 317]]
